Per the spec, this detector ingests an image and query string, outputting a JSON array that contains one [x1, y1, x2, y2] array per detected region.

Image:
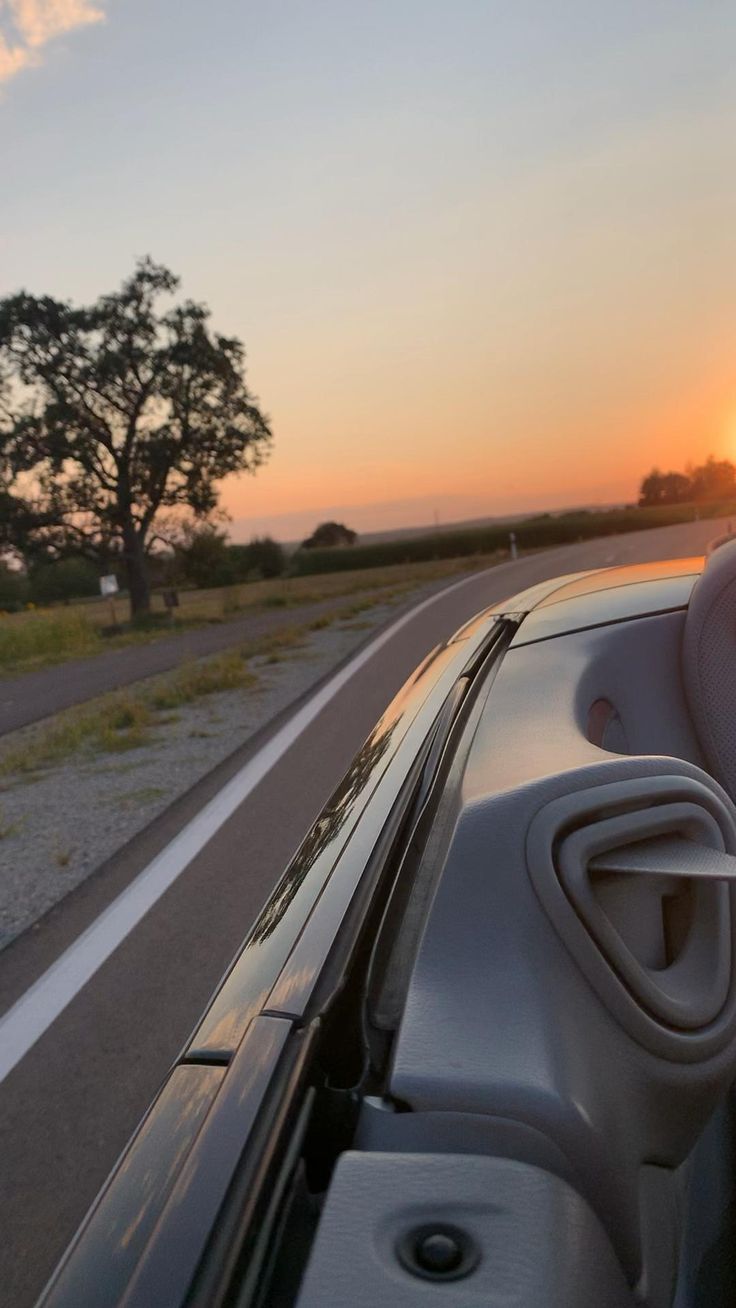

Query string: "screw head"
[[397, 1223, 479, 1281], [415, 1230, 463, 1274]]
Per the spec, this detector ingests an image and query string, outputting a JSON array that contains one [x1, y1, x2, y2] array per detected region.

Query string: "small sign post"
[[99, 574, 119, 627], [509, 531, 518, 561], [162, 589, 179, 624]]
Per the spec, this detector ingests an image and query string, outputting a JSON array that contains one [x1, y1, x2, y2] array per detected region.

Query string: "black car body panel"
[[42, 551, 736, 1308], [39, 601, 511, 1307]]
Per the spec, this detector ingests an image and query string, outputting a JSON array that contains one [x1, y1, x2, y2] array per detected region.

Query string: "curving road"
[[0, 517, 727, 1308]]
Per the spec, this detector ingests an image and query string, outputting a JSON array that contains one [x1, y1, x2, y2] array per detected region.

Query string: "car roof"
[[507, 555, 705, 647]]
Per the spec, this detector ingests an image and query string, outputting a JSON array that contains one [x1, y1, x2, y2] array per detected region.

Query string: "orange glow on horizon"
[[220, 345, 736, 538]]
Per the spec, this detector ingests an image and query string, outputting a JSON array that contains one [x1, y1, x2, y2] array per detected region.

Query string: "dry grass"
[[0, 805, 23, 839], [0, 693, 155, 775], [148, 650, 255, 709], [115, 785, 166, 809], [0, 610, 101, 674], [0, 650, 257, 776], [0, 553, 498, 677], [0, 574, 452, 776]]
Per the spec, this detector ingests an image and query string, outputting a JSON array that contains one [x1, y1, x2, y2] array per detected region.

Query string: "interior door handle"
[[591, 836, 736, 882]]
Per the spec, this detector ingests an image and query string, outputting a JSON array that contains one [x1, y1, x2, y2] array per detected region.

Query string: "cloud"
[[0, 31, 35, 79], [0, 0, 105, 84]]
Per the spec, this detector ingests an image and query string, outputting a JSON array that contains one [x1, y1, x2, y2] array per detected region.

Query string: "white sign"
[[100, 574, 119, 597]]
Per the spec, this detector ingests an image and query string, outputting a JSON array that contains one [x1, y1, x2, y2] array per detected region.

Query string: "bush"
[[301, 521, 357, 549], [230, 536, 285, 579], [0, 566, 30, 612], [29, 557, 101, 604], [175, 525, 238, 589], [258, 536, 286, 578]]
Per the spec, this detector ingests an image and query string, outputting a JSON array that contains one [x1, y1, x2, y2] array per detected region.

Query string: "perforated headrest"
[[683, 538, 736, 798]]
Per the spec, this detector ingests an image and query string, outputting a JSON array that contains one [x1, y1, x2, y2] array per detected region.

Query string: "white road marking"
[[0, 567, 497, 1084]]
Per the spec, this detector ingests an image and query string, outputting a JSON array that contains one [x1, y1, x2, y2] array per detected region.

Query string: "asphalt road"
[[0, 518, 726, 1308]]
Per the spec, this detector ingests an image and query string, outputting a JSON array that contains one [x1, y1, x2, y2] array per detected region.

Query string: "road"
[[0, 518, 725, 1308]]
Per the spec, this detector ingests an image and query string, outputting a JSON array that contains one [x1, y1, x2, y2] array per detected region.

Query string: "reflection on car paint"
[[534, 556, 703, 607], [40, 1065, 224, 1308], [39, 617, 505, 1306], [511, 575, 699, 647], [249, 724, 397, 946], [115, 1019, 294, 1308], [186, 640, 472, 1057]]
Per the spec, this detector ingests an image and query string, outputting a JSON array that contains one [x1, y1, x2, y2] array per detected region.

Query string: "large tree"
[[301, 520, 357, 549], [638, 468, 692, 507], [689, 456, 736, 502], [0, 258, 271, 614]]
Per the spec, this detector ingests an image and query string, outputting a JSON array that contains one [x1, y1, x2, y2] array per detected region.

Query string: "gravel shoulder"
[[0, 586, 441, 949]]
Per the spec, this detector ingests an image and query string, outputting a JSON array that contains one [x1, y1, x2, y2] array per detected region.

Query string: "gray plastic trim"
[[559, 813, 731, 1030], [295, 1152, 635, 1308], [592, 836, 736, 880], [527, 775, 736, 1060], [682, 537, 736, 798]]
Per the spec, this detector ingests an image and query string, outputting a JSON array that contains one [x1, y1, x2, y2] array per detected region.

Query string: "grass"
[[0, 554, 496, 677], [148, 650, 255, 710], [0, 693, 155, 775], [0, 805, 23, 840], [3, 497, 735, 680], [240, 626, 308, 660], [0, 583, 397, 778], [0, 566, 498, 777], [0, 649, 258, 777], [290, 499, 736, 576], [0, 611, 101, 675], [115, 785, 166, 809], [0, 566, 457, 784]]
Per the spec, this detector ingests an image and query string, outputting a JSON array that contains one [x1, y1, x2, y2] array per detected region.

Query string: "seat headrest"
[[683, 538, 736, 798]]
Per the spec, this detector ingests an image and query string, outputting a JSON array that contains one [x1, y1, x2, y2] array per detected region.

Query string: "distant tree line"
[[0, 527, 288, 612], [639, 457, 736, 507], [0, 517, 364, 612]]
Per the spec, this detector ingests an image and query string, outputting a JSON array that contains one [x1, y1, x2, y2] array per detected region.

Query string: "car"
[[37, 543, 736, 1308]]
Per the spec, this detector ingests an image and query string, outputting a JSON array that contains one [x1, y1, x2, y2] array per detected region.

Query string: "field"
[[0, 553, 503, 677], [2, 497, 734, 680], [290, 500, 736, 575], [0, 582, 440, 775]]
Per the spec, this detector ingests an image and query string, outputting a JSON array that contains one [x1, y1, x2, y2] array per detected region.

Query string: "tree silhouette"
[[638, 458, 736, 508], [302, 521, 357, 549], [638, 469, 692, 506], [0, 259, 271, 615]]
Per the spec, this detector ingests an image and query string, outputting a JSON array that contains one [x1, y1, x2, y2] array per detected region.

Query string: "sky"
[[1, 0, 735, 541]]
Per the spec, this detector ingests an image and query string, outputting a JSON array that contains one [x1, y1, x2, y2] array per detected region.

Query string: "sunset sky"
[[2, 1, 735, 540]]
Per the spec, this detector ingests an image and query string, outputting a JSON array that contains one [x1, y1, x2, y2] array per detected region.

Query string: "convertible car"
[[39, 543, 736, 1307]]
